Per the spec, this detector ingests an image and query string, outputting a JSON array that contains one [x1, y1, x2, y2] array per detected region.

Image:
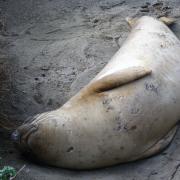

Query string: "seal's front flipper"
[[159, 17, 176, 26], [135, 126, 177, 160], [86, 66, 152, 94]]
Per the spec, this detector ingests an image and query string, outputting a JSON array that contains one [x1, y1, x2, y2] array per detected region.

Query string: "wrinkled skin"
[[13, 16, 180, 169]]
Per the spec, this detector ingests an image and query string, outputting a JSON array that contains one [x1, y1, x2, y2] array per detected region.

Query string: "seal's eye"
[[11, 130, 20, 143]]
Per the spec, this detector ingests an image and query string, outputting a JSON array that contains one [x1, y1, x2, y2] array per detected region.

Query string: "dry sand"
[[0, 0, 180, 179]]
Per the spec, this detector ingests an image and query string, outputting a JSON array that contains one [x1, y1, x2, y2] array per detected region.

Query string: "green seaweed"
[[0, 165, 16, 180]]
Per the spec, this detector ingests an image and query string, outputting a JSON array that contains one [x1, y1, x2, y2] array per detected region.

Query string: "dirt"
[[0, 0, 180, 179]]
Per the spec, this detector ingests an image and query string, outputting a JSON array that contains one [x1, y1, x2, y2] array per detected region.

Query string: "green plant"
[[0, 166, 16, 180]]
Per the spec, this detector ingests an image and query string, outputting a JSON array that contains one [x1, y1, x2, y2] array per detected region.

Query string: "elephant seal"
[[13, 16, 180, 169]]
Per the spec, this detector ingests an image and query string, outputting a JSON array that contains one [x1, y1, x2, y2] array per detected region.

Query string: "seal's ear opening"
[[85, 66, 152, 94]]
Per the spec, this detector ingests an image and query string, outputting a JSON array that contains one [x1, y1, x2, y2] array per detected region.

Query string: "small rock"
[[33, 94, 43, 104], [92, 18, 99, 23], [23, 66, 28, 70], [140, 8, 150, 12], [40, 66, 49, 71], [25, 30, 31, 35], [152, 2, 163, 7], [141, 2, 150, 9], [141, 5, 148, 8]]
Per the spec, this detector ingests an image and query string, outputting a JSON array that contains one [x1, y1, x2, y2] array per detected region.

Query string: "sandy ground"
[[1, 0, 180, 179]]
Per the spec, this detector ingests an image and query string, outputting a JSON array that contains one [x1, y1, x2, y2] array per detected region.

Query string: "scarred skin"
[[13, 16, 180, 169]]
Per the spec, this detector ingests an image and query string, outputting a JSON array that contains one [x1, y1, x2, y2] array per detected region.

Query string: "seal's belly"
[[70, 77, 180, 162]]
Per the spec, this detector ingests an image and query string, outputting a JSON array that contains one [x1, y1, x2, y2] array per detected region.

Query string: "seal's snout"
[[11, 123, 39, 153]]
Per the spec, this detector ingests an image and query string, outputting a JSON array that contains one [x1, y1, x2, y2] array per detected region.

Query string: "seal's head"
[[11, 111, 72, 165], [11, 122, 39, 154]]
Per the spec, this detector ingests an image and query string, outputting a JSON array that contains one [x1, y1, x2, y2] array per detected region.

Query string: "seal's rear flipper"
[[159, 17, 176, 26], [126, 17, 139, 28], [126, 16, 176, 28], [87, 66, 152, 94], [134, 126, 177, 160]]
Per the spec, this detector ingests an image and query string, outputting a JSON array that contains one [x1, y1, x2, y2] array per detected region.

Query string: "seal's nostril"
[[11, 130, 20, 143]]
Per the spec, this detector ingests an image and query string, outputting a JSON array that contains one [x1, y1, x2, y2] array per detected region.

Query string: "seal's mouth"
[[11, 123, 39, 153]]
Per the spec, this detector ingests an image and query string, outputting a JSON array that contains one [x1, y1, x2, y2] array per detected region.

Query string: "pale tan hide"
[[13, 16, 180, 169]]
